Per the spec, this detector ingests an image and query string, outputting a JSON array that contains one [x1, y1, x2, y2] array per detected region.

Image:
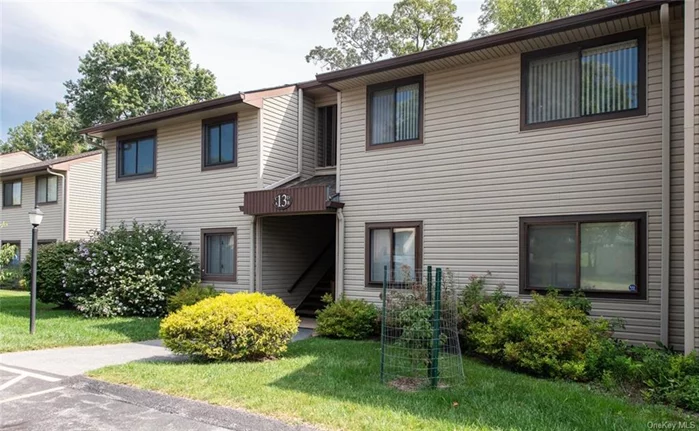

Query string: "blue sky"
[[0, 1, 481, 140]]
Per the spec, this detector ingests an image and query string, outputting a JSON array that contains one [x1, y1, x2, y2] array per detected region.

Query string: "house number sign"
[[274, 193, 292, 210]]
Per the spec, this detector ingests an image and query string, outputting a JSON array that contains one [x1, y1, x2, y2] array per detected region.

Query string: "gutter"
[[659, 3, 670, 347], [684, 0, 696, 354], [336, 208, 345, 299], [46, 167, 67, 241]]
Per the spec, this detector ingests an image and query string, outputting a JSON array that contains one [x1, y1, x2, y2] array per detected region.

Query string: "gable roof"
[[315, 0, 677, 84], [0, 150, 102, 178]]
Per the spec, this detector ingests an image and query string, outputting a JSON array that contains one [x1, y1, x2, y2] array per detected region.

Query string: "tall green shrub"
[[65, 221, 199, 317], [21, 241, 78, 306], [316, 294, 379, 339]]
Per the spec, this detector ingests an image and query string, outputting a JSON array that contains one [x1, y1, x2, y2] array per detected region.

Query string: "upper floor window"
[[367, 76, 423, 149], [520, 213, 646, 299], [522, 29, 645, 130], [3, 180, 22, 207], [202, 114, 236, 170], [117, 132, 156, 180], [36, 176, 58, 204], [317, 105, 337, 168]]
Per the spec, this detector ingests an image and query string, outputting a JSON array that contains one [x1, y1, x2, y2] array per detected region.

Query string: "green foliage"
[[307, 0, 462, 71], [473, 0, 607, 38], [166, 283, 220, 314], [160, 292, 299, 361], [467, 291, 612, 380], [0, 241, 20, 289], [65, 31, 220, 128], [21, 241, 79, 306], [0, 103, 87, 160], [458, 271, 512, 352], [316, 293, 379, 340], [65, 221, 200, 317], [630, 346, 699, 411]]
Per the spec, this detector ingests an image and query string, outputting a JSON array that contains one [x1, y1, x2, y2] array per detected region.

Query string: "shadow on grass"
[[262, 338, 685, 431]]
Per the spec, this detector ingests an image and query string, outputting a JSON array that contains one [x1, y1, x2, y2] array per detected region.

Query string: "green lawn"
[[0, 290, 160, 353], [89, 338, 692, 431]]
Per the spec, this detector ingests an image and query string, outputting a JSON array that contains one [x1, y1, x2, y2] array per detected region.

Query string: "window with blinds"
[[367, 76, 423, 148], [523, 31, 644, 128]]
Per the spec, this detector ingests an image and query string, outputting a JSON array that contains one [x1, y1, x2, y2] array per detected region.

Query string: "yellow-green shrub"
[[160, 292, 299, 361]]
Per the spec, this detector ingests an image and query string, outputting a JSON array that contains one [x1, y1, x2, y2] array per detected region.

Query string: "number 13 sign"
[[274, 193, 292, 210]]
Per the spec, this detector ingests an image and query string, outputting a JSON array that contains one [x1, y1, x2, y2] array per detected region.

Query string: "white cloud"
[[1, 0, 480, 138]]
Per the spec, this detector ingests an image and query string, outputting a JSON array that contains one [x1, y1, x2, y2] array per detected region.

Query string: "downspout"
[[684, 0, 697, 354], [336, 208, 345, 300], [262, 88, 304, 190], [46, 168, 67, 241], [336, 91, 342, 194], [660, 2, 670, 347], [249, 216, 255, 292]]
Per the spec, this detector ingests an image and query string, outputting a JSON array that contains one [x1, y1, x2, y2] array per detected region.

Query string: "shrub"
[[160, 292, 299, 361], [630, 347, 699, 411], [167, 283, 220, 314], [458, 271, 513, 352], [21, 241, 78, 306], [0, 242, 21, 289], [316, 293, 379, 340], [467, 291, 612, 381], [65, 221, 199, 317]]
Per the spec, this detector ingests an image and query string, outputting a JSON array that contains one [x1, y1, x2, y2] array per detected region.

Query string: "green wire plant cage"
[[380, 265, 464, 390]]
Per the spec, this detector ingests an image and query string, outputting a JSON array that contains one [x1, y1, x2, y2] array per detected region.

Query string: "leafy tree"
[[307, 0, 462, 71], [472, 0, 608, 38], [65, 31, 220, 127], [0, 103, 87, 160]]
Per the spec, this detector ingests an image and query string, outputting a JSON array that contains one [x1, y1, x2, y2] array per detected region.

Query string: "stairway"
[[296, 268, 334, 318]]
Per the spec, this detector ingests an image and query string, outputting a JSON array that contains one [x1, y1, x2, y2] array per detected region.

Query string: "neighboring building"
[[80, 1, 698, 353], [0, 151, 103, 262]]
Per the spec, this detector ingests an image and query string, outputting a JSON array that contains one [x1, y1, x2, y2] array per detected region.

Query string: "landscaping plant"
[[0, 242, 21, 290], [166, 283, 220, 314], [160, 292, 299, 361], [21, 241, 78, 306], [64, 221, 199, 317], [316, 293, 378, 339]]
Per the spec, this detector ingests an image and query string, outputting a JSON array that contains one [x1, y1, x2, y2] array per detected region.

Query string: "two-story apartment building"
[[80, 0, 697, 353], [0, 151, 103, 262]]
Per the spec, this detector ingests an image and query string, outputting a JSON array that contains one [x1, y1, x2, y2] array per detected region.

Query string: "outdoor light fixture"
[[28, 206, 44, 334]]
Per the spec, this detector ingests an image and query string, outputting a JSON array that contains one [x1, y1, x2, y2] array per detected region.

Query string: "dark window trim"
[[317, 104, 337, 168], [520, 29, 646, 131], [2, 179, 22, 208], [1, 240, 21, 266], [366, 75, 424, 151], [201, 113, 238, 171], [519, 212, 647, 300], [116, 130, 157, 181], [200, 227, 237, 282], [35, 175, 59, 206], [38, 239, 57, 246], [365, 221, 423, 287]]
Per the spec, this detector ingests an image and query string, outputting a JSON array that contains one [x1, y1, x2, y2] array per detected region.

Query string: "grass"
[[0, 290, 161, 352], [89, 338, 693, 431]]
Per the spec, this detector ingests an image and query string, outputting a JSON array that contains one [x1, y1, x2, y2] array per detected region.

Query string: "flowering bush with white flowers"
[[65, 221, 200, 317]]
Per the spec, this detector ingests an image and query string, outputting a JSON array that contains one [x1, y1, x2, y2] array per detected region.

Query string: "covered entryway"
[[241, 175, 343, 317]]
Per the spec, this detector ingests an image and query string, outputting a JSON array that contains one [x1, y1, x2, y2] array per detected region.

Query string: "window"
[[2, 180, 22, 207], [365, 222, 422, 285], [522, 29, 645, 129], [520, 213, 646, 298], [317, 105, 337, 168], [117, 132, 156, 179], [201, 228, 236, 282], [1, 241, 20, 267], [367, 76, 423, 149], [202, 114, 236, 169], [36, 176, 58, 204]]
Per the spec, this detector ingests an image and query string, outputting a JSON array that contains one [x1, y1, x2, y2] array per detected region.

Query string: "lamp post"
[[28, 207, 43, 335]]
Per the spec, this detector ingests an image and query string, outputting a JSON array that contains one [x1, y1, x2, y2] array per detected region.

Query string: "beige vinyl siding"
[[339, 23, 676, 345], [0, 153, 40, 171], [104, 108, 259, 292], [66, 155, 102, 240], [0, 175, 64, 260], [302, 95, 316, 178], [315, 92, 337, 108], [260, 215, 335, 306], [261, 92, 299, 187]]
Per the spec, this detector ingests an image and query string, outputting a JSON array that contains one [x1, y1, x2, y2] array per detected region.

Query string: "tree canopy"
[[65, 31, 221, 128], [0, 103, 86, 161], [307, 0, 462, 71], [472, 0, 610, 38]]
